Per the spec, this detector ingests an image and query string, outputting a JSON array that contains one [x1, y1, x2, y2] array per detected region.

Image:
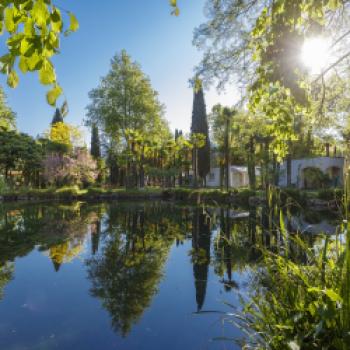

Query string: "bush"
[[27, 188, 56, 199], [55, 186, 81, 199], [280, 188, 307, 207], [317, 188, 343, 202], [235, 189, 256, 206], [86, 187, 111, 197], [42, 149, 98, 188], [236, 233, 350, 349], [0, 176, 9, 194]]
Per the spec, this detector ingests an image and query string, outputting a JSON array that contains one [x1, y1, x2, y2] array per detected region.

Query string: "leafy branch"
[[0, 1, 79, 106]]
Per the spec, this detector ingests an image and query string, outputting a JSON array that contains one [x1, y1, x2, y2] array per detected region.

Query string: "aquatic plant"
[[236, 179, 350, 349]]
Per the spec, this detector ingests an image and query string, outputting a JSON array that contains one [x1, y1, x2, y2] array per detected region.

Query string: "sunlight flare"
[[301, 37, 332, 75]]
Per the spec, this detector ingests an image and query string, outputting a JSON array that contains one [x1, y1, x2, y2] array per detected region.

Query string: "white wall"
[[206, 167, 221, 187], [206, 167, 250, 188], [278, 157, 344, 188]]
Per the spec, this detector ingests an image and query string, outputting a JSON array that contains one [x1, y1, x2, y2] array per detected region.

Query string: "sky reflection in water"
[[0, 202, 339, 350]]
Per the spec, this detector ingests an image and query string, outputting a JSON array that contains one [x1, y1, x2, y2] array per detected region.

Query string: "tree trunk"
[[178, 170, 183, 187], [225, 117, 230, 192], [192, 147, 198, 188], [220, 162, 224, 190], [247, 137, 256, 191], [286, 154, 292, 187], [325, 143, 330, 157], [139, 148, 145, 188], [272, 154, 280, 186]]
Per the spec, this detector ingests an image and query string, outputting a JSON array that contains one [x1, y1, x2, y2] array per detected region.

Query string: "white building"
[[206, 166, 254, 188], [278, 157, 344, 189]]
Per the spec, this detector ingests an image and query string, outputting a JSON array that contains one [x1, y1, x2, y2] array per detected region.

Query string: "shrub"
[[317, 188, 343, 202], [55, 186, 81, 199], [280, 188, 307, 207], [0, 176, 9, 194], [236, 231, 350, 349], [235, 189, 256, 206], [86, 187, 109, 197]]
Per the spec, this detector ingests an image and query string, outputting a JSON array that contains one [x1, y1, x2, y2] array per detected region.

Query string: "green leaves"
[[39, 59, 55, 85], [46, 84, 62, 106], [0, 1, 79, 106], [50, 7, 62, 33], [328, 0, 341, 10], [32, 0, 49, 28], [7, 70, 18, 88], [18, 57, 28, 73], [68, 12, 79, 33], [4, 7, 16, 33], [308, 287, 343, 302]]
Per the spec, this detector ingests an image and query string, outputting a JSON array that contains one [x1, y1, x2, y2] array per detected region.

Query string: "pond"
[[0, 201, 341, 350]]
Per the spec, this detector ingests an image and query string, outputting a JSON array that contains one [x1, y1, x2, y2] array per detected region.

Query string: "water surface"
[[0, 201, 339, 350]]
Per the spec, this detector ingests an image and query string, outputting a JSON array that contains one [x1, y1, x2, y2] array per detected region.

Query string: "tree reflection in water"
[[0, 201, 339, 342], [0, 263, 13, 300], [86, 203, 187, 336], [190, 207, 211, 311]]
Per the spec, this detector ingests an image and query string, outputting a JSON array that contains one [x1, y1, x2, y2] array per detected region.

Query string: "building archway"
[[301, 167, 329, 189]]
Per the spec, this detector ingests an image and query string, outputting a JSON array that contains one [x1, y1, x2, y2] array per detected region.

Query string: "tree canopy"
[[86, 50, 173, 188], [0, 86, 16, 131], [194, 0, 350, 157]]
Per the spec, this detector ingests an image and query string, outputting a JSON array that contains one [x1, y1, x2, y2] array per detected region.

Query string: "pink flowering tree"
[[43, 148, 98, 187]]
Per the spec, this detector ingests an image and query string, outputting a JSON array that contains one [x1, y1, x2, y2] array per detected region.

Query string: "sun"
[[301, 37, 332, 75]]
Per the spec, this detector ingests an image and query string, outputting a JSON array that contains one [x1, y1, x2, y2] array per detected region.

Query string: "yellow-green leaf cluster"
[[0, 1, 79, 106]]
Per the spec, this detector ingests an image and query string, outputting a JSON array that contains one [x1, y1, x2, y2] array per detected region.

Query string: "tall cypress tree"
[[191, 81, 210, 183], [51, 108, 64, 125], [90, 123, 101, 159]]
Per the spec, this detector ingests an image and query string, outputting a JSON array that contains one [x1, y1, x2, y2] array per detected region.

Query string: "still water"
[[0, 201, 339, 350]]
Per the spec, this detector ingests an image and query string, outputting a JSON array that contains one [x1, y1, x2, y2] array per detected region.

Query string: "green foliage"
[[317, 188, 343, 202], [303, 167, 331, 189], [0, 1, 79, 105], [167, 187, 255, 206], [55, 185, 81, 199], [235, 189, 256, 206], [194, 0, 347, 158], [86, 50, 175, 188], [90, 123, 101, 159], [238, 232, 350, 349], [0, 130, 42, 185], [86, 204, 178, 335], [191, 83, 210, 181], [0, 176, 9, 194], [280, 188, 308, 208], [0, 263, 13, 300], [0, 86, 16, 131]]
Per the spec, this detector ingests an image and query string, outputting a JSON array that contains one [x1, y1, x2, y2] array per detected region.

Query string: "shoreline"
[[0, 187, 343, 212], [0, 187, 255, 206]]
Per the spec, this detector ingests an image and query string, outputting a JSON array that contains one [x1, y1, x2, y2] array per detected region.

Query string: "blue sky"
[[0, 0, 237, 140]]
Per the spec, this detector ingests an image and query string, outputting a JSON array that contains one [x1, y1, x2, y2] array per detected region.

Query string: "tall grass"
[[235, 174, 350, 349]]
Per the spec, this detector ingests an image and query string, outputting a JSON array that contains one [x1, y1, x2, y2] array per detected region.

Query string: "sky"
[[0, 0, 238, 140]]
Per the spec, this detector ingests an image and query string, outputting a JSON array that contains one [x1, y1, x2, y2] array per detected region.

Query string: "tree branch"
[[312, 50, 350, 84]]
